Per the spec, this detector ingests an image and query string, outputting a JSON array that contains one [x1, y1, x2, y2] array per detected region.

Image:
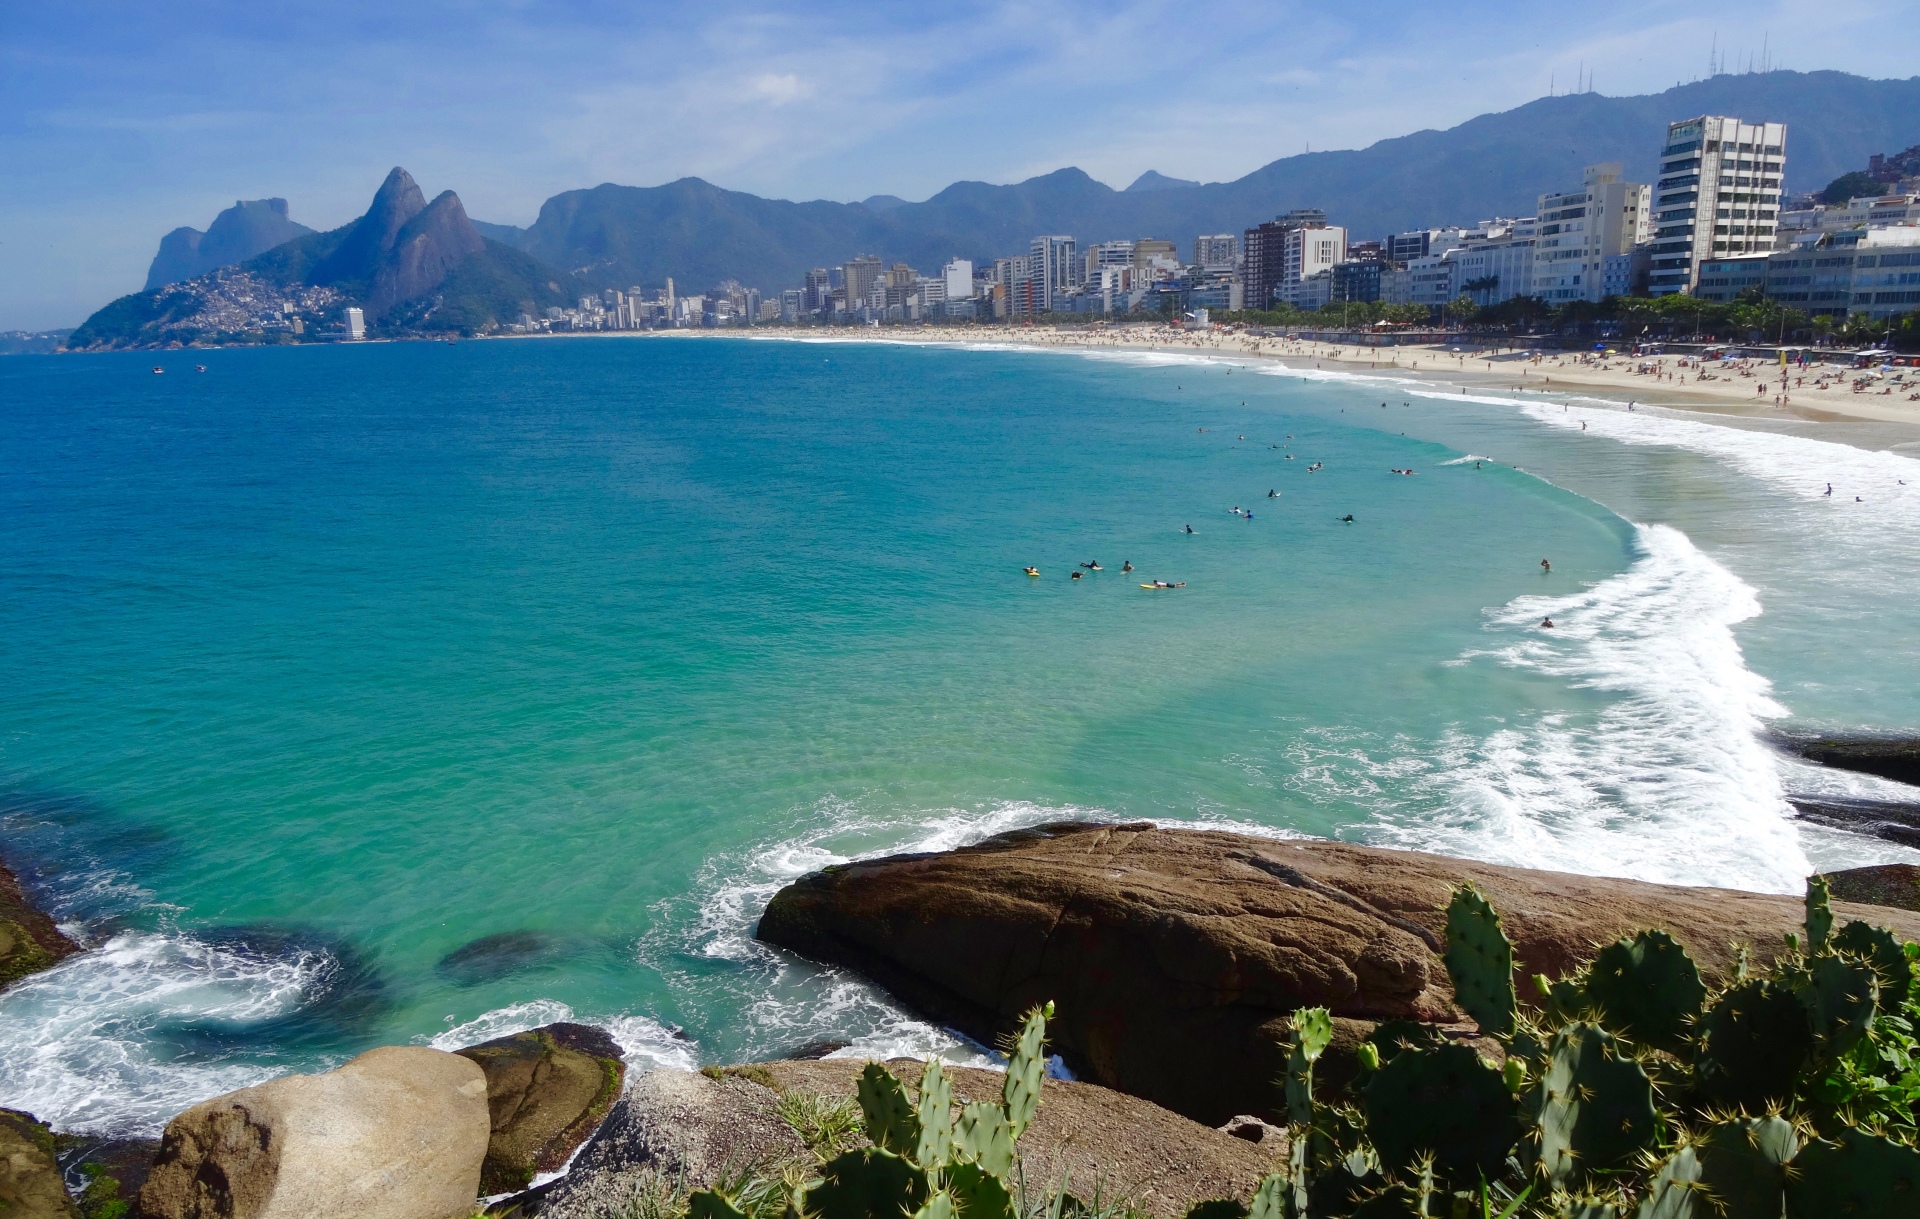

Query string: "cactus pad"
[[954, 1101, 1015, 1177], [1247, 1172, 1286, 1219], [1797, 952, 1878, 1056], [688, 1191, 750, 1219], [856, 1062, 922, 1156], [1833, 920, 1913, 1005], [1360, 1043, 1519, 1188], [915, 1058, 953, 1165], [1535, 1022, 1658, 1188], [1695, 1116, 1796, 1219], [945, 1162, 1015, 1219], [1636, 1147, 1701, 1219], [1002, 1002, 1052, 1139], [1285, 1007, 1333, 1128], [1695, 980, 1812, 1111], [1442, 884, 1516, 1037], [1364, 1019, 1444, 1065], [1803, 874, 1833, 955], [1581, 930, 1706, 1054], [804, 1148, 931, 1219], [1784, 1126, 1920, 1218]]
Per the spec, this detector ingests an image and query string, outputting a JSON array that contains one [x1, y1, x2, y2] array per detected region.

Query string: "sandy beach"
[[695, 322, 1920, 432]]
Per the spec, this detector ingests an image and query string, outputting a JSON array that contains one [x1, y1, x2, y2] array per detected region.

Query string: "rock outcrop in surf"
[[0, 858, 78, 992], [755, 821, 1920, 1125]]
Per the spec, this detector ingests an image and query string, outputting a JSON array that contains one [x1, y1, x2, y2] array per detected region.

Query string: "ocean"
[[2, 334, 1917, 1134]]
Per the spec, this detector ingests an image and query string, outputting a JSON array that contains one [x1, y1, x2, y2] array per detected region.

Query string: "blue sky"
[[2, 0, 1914, 330]]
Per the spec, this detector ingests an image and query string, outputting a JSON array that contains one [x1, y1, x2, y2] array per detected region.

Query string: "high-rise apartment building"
[[1532, 164, 1651, 303], [1647, 115, 1787, 296], [1029, 236, 1078, 312], [345, 306, 365, 340], [1279, 225, 1347, 305], [943, 259, 974, 302], [1242, 209, 1326, 309], [803, 268, 832, 313], [1194, 234, 1237, 270], [842, 255, 885, 313]]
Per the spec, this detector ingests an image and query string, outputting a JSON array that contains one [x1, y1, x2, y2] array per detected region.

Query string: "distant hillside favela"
[[63, 69, 1920, 350]]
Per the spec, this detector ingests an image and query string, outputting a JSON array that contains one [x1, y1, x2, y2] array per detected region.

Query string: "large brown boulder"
[[0, 1109, 80, 1219], [0, 859, 79, 991], [138, 1046, 489, 1219], [521, 1059, 1276, 1219], [756, 822, 1920, 1125], [456, 1022, 625, 1195], [1824, 863, 1920, 911]]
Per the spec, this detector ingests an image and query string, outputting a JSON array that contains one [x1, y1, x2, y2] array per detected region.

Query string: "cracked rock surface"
[[755, 821, 1920, 1124]]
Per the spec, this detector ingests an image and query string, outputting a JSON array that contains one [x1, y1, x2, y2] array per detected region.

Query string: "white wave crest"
[[1367, 522, 1809, 892], [0, 932, 329, 1135], [429, 1000, 698, 1071]]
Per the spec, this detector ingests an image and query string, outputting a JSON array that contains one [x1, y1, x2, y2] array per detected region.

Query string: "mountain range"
[[146, 198, 314, 290], [71, 69, 1920, 347], [70, 169, 579, 348]]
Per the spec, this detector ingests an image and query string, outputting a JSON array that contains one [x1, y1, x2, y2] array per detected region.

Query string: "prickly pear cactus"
[[1796, 952, 1878, 1057], [1536, 1022, 1658, 1188], [913, 1193, 956, 1219], [954, 1101, 1015, 1177], [856, 1062, 922, 1156], [1002, 1001, 1052, 1139], [1286, 1006, 1333, 1127], [1784, 1125, 1920, 1218], [1364, 1019, 1444, 1065], [803, 1147, 931, 1219], [1833, 919, 1915, 1003], [945, 1161, 1015, 1219], [1582, 930, 1706, 1055], [1635, 1146, 1701, 1219], [1359, 1043, 1519, 1188], [1443, 884, 1516, 1037], [1804, 874, 1833, 956], [915, 1058, 953, 1165], [1247, 1172, 1286, 1219], [1694, 1115, 1796, 1219], [688, 1190, 750, 1219], [1694, 980, 1813, 1111]]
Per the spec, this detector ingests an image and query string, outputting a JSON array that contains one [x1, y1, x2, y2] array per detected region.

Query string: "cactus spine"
[[1581, 930, 1706, 1055]]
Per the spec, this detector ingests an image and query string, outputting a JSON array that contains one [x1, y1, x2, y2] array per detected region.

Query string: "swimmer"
[[1122, 561, 1133, 573], [1541, 558, 1551, 573], [1342, 514, 1354, 523], [1070, 570, 1082, 580], [1245, 510, 1253, 520], [1475, 461, 1483, 469], [1541, 617, 1555, 628]]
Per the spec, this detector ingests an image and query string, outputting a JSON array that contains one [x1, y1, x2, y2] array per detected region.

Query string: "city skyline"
[[4, 1, 1918, 329]]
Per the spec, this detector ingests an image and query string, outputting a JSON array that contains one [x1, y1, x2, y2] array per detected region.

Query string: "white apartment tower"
[[1194, 234, 1237, 270], [1532, 164, 1651, 303], [1279, 226, 1346, 305], [1648, 115, 1787, 296], [943, 259, 974, 301], [1029, 236, 1078, 311]]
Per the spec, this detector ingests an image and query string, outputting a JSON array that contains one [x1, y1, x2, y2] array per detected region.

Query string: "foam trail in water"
[[1368, 523, 1809, 892], [0, 932, 328, 1135]]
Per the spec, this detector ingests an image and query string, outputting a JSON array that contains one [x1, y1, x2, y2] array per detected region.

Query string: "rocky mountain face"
[[145, 198, 313, 290], [72, 168, 573, 347]]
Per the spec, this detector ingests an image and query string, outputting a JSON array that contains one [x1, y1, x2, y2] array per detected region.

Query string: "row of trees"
[[1214, 290, 1920, 352]]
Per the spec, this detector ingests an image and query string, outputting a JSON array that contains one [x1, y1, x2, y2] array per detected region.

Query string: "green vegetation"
[[1186, 879, 1920, 1216], [1822, 171, 1882, 205]]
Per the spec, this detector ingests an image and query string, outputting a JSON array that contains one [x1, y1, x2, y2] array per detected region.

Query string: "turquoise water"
[[3, 335, 1919, 1133]]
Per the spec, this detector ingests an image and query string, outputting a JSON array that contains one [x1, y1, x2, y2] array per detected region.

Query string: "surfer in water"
[[1342, 514, 1354, 523], [1071, 571, 1082, 580], [1540, 617, 1555, 629], [1184, 524, 1195, 534], [1023, 567, 1040, 577], [1122, 561, 1133, 573]]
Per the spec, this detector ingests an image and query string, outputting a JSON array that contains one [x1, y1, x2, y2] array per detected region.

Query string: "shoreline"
[[554, 324, 1920, 446]]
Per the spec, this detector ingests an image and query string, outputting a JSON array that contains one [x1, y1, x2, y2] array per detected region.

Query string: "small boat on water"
[[151, 366, 164, 374], [195, 365, 207, 373]]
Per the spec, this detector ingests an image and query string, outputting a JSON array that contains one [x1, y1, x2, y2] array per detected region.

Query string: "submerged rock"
[[0, 858, 79, 992], [138, 1046, 488, 1219], [516, 1059, 1275, 1219], [756, 822, 1920, 1125], [0, 1109, 80, 1219], [455, 1022, 625, 1195], [437, 932, 558, 985], [1789, 794, 1920, 847]]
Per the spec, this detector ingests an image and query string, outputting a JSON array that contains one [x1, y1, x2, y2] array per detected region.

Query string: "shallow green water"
[[2, 335, 1916, 1132]]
